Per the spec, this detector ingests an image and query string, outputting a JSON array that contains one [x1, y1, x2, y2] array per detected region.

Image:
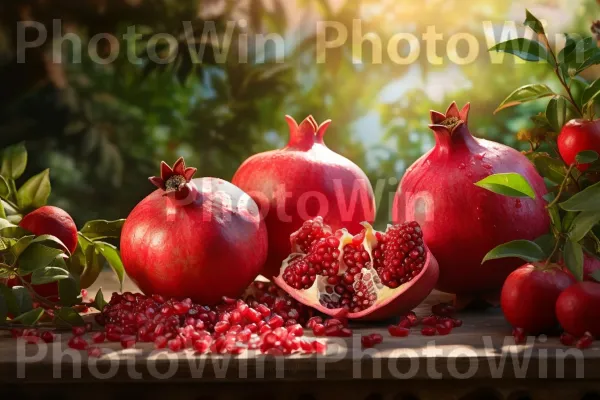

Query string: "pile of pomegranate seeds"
[[559, 331, 595, 350]]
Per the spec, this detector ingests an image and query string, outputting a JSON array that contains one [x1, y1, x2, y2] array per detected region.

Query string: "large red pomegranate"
[[558, 119, 600, 171], [393, 102, 550, 300], [274, 217, 439, 321], [232, 115, 375, 278], [120, 158, 268, 305], [9, 206, 79, 299], [501, 263, 575, 334], [556, 281, 600, 337]]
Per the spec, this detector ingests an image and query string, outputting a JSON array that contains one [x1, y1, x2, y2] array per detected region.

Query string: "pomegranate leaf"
[[546, 96, 573, 132], [568, 211, 600, 242], [493, 84, 554, 114], [58, 277, 80, 307], [534, 234, 556, 257], [94, 288, 107, 312], [560, 181, 600, 212], [16, 169, 51, 211], [53, 307, 84, 327], [31, 266, 70, 285], [0, 175, 9, 198], [79, 245, 103, 290], [16, 244, 64, 275], [0, 223, 29, 240], [0, 143, 27, 180], [576, 150, 599, 165], [475, 173, 536, 199], [489, 38, 551, 65], [12, 307, 44, 326], [524, 10, 546, 36], [482, 240, 546, 264], [0, 202, 5, 220], [581, 79, 600, 106], [592, 270, 600, 283], [95, 242, 125, 291], [564, 240, 584, 282], [576, 51, 600, 75], [7, 286, 32, 315], [79, 219, 125, 241]]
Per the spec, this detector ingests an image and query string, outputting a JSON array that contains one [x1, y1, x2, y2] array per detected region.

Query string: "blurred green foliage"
[[0, 0, 598, 228]]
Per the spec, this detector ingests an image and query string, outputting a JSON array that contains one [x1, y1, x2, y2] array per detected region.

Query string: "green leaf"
[[29, 234, 70, 255], [58, 276, 80, 306], [568, 211, 600, 242], [546, 96, 570, 132], [0, 202, 5, 220], [482, 240, 547, 263], [17, 244, 65, 275], [66, 243, 86, 277], [576, 51, 600, 74], [0, 263, 14, 278], [0, 288, 8, 322], [494, 84, 554, 114], [12, 307, 44, 326], [94, 288, 107, 312], [0, 175, 9, 198], [576, 150, 599, 165], [79, 244, 104, 289], [95, 242, 124, 291], [53, 307, 84, 327], [564, 240, 584, 281], [562, 211, 578, 232], [533, 155, 567, 184], [0, 284, 18, 316], [591, 270, 600, 283], [0, 143, 27, 179], [560, 181, 600, 212], [474, 173, 536, 199], [31, 266, 70, 285], [534, 234, 556, 257], [524, 9, 546, 35], [489, 38, 551, 64], [581, 79, 600, 106], [9, 286, 33, 315], [80, 219, 125, 240], [16, 169, 51, 210], [9, 235, 35, 258]]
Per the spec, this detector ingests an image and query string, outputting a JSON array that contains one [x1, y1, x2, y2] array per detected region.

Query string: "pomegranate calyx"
[[285, 115, 333, 149], [429, 102, 471, 135], [149, 157, 197, 192]]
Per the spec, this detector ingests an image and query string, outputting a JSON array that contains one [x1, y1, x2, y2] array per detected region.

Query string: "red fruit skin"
[[9, 206, 79, 299], [556, 282, 600, 337], [501, 264, 575, 334], [274, 245, 439, 321], [558, 119, 600, 171], [232, 116, 375, 278], [120, 177, 268, 305], [393, 103, 550, 296]]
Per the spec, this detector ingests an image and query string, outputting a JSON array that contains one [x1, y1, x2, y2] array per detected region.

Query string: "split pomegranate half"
[[274, 218, 439, 321]]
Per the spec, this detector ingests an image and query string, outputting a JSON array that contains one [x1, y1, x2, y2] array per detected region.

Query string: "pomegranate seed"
[[312, 341, 327, 354], [23, 335, 40, 344], [512, 328, 526, 344], [406, 312, 419, 326], [421, 315, 438, 326], [560, 333, 576, 346], [167, 338, 182, 352], [431, 302, 456, 317], [256, 304, 271, 318], [91, 332, 106, 343], [325, 318, 345, 328], [68, 336, 88, 350], [398, 318, 412, 329], [362, 333, 383, 348], [307, 316, 323, 329], [312, 324, 326, 336], [436, 324, 452, 335], [244, 307, 262, 323], [173, 302, 190, 315], [41, 331, 56, 343], [106, 331, 122, 342], [246, 323, 258, 333], [259, 324, 272, 334], [388, 325, 410, 337], [81, 289, 88, 298], [269, 314, 284, 328], [121, 335, 136, 349], [421, 327, 436, 336], [72, 326, 86, 336], [154, 336, 168, 349], [287, 324, 304, 337], [576, 333, 594, 350], [452, 319, 463, 328], [214, 321, 231, 334], [87, 347, 103, 357], [194, 337, 212, 354]]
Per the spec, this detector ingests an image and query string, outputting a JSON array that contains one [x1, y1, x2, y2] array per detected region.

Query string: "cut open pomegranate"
[[274, 218, 439, 321]]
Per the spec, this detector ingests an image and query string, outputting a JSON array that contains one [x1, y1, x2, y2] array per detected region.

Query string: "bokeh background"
[[1, 0, 598, 228]]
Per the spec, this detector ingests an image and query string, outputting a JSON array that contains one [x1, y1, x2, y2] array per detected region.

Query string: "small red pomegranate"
[[274, 217, 439, 321], [9, 206, 79, 299], [558, 119, 600, 171], [120, 158, 268, 305], [556, 281, 600, 337], [501, 263, 575, 334], [393, 102, 550, 299], [233, 115, 376, 278]]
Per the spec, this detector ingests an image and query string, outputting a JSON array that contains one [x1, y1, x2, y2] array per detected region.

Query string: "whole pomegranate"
[[120, 158, 268, 305], [558, 119, 600, 171], [232, 115, 375, 278], [393, 102, 550, 299], [274, 217, 439, 321], [556, 281, 600, 337], [501, 263, 575, 334], [8, 206, 79, 299]]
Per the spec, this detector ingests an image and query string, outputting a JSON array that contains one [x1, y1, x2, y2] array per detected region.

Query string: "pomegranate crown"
[[285, 115, 332, 148], [429, 102, 471, 134], [149, 157, 197, 192]]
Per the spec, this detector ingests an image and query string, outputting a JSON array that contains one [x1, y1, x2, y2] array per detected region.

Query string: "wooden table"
[[1, 273, 599, 400]]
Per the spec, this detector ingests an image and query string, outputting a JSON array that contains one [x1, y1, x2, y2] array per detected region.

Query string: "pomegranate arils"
[[91, 332, 106, 343], [576, 332, 594, 350], [361, 333, 383, 348], [72, 326, 86, 336], [436, 324, 452, 336], [41, 331, 56, 343], [154, 336, 168, 349], [560, 333, 576, 346], [88, 347, 103, 357], [168, 337, 183, 352], [388, 325, 410, 337], [422, 315, 438, 326], [68, 336, 88, 350], [312, 324, 326, 336], [120, 335, 137, 349], [421, 327, 436, 336], [512, 328, 526, 344]]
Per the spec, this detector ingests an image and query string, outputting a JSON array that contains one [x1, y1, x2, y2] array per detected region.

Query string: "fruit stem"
[[546, 163, 575, 209], [1, 181, 20, 212]]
